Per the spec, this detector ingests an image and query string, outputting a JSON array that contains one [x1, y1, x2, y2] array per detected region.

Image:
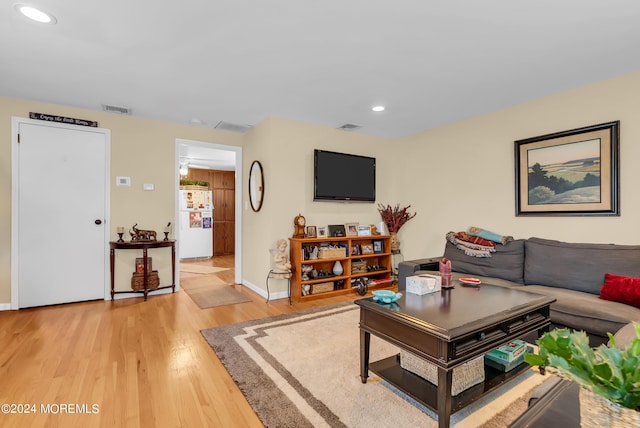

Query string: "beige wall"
[[241, 117, 394, 295], [394, 71, 640, 261], [0, 97, 242, 305], [3, 70, 640, 305]]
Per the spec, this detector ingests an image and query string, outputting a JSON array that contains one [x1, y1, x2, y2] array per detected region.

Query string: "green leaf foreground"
[[524, 322, 640, 410]]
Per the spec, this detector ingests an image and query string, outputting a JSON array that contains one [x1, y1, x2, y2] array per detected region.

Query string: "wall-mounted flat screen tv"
[[314, 149, 376, 202]]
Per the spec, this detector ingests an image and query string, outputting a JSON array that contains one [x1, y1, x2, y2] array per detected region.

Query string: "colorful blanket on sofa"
[[446, 231, 495, 258], [467, 226, 513, 245]]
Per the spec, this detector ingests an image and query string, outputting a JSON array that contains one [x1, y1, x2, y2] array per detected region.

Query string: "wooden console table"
[[109, 240, 176, 301]]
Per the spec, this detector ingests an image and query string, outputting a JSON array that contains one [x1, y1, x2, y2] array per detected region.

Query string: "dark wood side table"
[[355, 284, 555, 428], [508, 379, 579, 427], [109, 240, 176, 301]]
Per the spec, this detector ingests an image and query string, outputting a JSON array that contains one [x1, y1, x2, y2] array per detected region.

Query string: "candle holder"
[[117, 226, 125, 242], [163, 231, 170, 241]]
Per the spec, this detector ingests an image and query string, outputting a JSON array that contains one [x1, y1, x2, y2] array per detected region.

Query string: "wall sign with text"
[[29, 112, 98, 127]]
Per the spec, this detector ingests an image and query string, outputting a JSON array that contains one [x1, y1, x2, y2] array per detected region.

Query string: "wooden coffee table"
[[355, 284, 555, 428]]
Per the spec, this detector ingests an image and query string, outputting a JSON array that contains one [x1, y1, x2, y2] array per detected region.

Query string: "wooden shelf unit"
[[289, 235, 392, 302]]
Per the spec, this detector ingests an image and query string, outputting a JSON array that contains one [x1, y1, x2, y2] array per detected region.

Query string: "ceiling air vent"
[[337, 123, 361, 131], [214, 121, 252, 133], [101, 104, 132, 115]]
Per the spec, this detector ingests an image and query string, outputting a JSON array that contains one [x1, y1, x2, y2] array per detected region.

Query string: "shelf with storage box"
[[289, 235, 392, 302]]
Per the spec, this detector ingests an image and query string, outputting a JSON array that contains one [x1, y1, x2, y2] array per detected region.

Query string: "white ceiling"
[[3, 1, 640, 141]]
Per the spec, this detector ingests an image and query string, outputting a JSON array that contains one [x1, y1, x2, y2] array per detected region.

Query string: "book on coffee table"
[[485, 339, 527, 363]]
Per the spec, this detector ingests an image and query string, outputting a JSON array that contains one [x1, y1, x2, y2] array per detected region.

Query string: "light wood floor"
[[0, 255, 358, 427]]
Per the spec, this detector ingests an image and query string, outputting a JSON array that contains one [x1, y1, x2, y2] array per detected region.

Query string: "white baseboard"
[[242, 280, 267, 298], [243, 279, 289, 301], [0, 303, 13, 311]]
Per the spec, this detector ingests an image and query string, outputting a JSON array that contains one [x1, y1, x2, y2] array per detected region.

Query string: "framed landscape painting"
[[515, 121, 619, 216]]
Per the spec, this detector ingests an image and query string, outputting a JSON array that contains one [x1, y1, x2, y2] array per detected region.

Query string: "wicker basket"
[[400, 350, 485, 396], [131, 271, 160, 291], [318, 248, 346, 259], [311, 281, 334, 294], [351, 260, 367, 274], [579, 387, 640, 427]]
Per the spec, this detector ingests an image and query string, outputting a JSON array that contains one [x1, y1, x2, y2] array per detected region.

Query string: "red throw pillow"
[[599, 273, 640, 308]]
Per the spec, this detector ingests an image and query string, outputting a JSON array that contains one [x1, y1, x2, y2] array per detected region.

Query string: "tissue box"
[[406, 274, 441, 295]]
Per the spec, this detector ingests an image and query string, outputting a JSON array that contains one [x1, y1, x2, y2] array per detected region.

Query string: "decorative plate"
[[459, 277, 481, 286], [372, 290, 402, 304]]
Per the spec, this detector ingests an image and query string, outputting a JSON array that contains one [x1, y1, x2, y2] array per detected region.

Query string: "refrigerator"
[[179, 189, 213, 259]]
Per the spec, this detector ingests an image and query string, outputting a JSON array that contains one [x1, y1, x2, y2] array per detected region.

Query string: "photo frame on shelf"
[[306, 226, 317, 238], [328, 224, 346, 237], [317, 226, 327, 238], [372, 239, 384, 254], [351, 244, 361, 256], [515, 121, 619, 216], [361, 244, 374, 254], [345, 222, 359, 236], [357, 225, 372, 236]]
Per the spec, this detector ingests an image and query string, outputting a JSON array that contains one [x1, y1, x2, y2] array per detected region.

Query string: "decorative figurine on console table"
[[129, 223, 157, 241]]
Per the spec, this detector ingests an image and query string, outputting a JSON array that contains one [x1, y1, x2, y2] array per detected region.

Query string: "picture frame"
[[372, 239, 384, 254], [305, 226, 317, 238], [328, 224, 346, 237], [317, 226, 327, 238], [135, 257, 152, 273], [515, 121, 620, 216], [350, 244, 361, 255], [345, 222, 359, 236], [361, 244, 374, 254], [357, 225, 372, 236]]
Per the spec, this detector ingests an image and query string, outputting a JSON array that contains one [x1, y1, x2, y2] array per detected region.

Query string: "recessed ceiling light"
[[15, 4, 57, 24], [372, 105, 385, 112]]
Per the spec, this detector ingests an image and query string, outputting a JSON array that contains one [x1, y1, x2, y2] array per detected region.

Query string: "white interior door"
[[13, 119, 109, 308]]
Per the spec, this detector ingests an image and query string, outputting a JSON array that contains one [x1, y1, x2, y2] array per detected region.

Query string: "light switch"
[[143, 183, 154, 191]]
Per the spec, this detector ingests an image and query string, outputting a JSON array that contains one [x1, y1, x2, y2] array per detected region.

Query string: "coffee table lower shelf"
[[370, 354, 531, 414]]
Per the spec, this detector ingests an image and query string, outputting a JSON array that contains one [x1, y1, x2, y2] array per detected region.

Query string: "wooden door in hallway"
[[12, 118, 109, 308]]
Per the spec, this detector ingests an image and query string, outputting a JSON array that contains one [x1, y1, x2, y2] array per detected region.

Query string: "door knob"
[[95, 219, 103, 225]]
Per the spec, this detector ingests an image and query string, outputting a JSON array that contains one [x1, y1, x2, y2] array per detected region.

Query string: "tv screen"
[[314, 149, 376, 202]]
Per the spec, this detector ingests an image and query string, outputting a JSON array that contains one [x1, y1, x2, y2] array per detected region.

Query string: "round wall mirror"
[[249, 160, 264, 212]]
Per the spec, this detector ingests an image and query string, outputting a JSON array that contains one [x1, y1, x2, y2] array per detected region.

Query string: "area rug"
[[179, 264, 231, 274], [181, 276, 251, 308], [201, 303, 550, 427]]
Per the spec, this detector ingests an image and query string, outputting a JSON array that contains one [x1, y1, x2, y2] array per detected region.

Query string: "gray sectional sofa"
[[398, 237, 640, 346]]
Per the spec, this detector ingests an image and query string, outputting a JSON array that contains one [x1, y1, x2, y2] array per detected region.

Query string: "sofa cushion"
[[522, 285, 640, 339], [600, 273, 640, 308], [443, 239, 525, 284], [524, 238, 640, 295]]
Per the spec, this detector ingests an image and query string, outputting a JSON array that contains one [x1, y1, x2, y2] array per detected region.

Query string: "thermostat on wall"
[[116, 176, 131, 187]]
